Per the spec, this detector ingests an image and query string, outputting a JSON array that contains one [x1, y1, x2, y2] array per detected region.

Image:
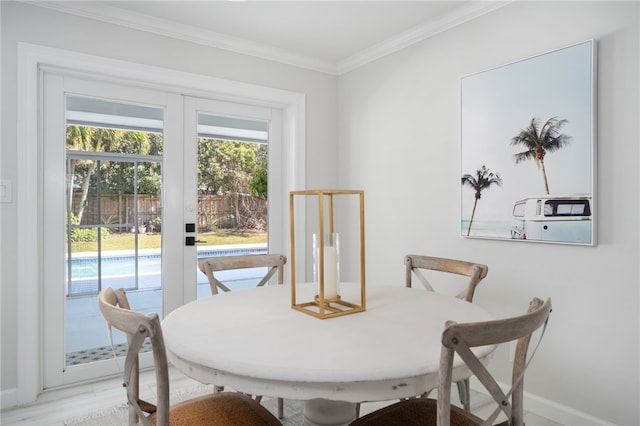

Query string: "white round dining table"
[[162, 283, 495, 426]]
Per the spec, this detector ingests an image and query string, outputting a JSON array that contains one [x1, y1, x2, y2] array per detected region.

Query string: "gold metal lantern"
[[289, 189, 366, 319]]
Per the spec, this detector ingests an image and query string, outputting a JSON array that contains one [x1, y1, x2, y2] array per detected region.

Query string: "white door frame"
[[17, 42, 306, 404]]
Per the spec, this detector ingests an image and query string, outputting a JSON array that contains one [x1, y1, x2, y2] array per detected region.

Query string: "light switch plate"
[[0, 179, 12, 203]]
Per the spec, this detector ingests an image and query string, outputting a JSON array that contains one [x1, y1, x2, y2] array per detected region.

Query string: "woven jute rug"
[[63, 385, 304, 425]]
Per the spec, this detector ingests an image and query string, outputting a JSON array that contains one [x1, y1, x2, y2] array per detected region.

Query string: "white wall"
[[1, 0, 338, 399], [338, 1, 638, 425]]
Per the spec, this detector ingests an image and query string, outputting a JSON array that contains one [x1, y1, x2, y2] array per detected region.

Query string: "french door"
[[42, 72, 283, 388]]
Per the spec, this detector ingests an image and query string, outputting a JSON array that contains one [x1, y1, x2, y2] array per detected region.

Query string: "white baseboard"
[[469, 379, 616, 426], [523, 390, 617, 426], [1, 387, 18, 410]]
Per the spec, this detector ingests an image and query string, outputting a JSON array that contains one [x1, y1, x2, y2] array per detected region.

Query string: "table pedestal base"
[[303, 399, 357, 426]]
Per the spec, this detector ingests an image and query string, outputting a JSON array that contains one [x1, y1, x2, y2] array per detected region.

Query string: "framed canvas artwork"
[[460, 40, 596, 245]]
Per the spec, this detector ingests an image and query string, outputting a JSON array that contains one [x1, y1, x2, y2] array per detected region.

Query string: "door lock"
[[185, 236, 206, 246]]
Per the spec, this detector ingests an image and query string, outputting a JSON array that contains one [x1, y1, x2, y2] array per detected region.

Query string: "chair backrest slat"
[[198, 254, 287, 295], [405, 255, 488, 302]]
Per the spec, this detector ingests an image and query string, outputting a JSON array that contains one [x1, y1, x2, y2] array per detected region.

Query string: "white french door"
[[42, 73, 284, 388]]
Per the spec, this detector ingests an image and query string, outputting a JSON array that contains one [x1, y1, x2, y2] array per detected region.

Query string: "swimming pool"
[[67, 244, 267, 295]]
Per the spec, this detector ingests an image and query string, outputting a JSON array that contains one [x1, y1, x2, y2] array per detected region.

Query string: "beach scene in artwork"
[[460, 40, 594, 245]]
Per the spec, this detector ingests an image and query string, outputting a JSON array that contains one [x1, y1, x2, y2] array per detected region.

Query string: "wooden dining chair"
[[98, 287, 282, 426], [405, 254, 488, 410], [351, 297, 552, 426], [198, 253, 287, 418]]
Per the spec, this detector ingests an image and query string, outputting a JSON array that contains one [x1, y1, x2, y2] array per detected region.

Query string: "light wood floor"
[[1, 367, 562, 425]]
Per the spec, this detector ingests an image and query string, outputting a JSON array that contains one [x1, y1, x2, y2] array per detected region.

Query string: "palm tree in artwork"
[[510, 116, 572, 194], [461, 165, 503, 236]]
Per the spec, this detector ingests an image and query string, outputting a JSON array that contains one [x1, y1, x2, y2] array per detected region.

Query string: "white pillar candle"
[[313, 232, 340, 300], [322, 245, 338, 299]]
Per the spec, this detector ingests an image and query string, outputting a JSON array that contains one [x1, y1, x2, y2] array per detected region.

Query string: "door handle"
[[185, 237, 207, 246]]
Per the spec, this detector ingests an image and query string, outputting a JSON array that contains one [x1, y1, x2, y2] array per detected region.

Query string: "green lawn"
[[72, 231, 267, 252]]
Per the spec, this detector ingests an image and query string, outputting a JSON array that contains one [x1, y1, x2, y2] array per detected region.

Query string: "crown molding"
[[26, 1, 512, 76], [25, 1, 338, 74], [337, 1, 513, 74]]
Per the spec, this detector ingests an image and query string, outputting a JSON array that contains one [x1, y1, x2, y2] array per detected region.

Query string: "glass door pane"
[[64, 99, 164, 367], [194, 110, 270, 299]]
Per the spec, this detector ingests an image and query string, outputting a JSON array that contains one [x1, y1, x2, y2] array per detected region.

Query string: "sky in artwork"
[[460, 40, 594, 222]]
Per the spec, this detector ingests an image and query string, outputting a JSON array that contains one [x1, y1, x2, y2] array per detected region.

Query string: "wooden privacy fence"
[[71, 193, 267, 232]]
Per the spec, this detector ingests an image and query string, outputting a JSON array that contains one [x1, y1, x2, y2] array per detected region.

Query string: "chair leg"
[[251, 394, 282, 418], [456, 379, 471, 411], [277, 397, 284, 419]]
